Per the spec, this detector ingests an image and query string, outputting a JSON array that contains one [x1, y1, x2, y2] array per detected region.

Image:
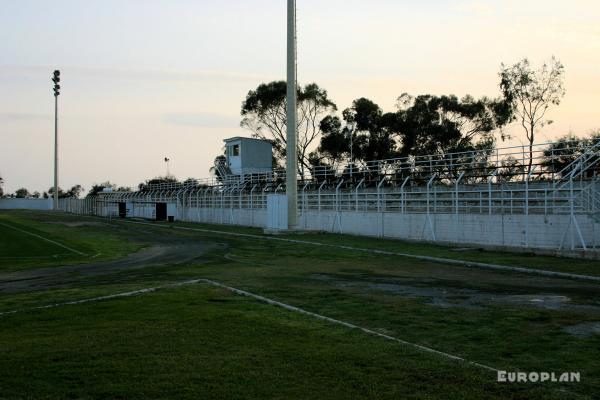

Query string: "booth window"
[[232, 144, 240, 156]]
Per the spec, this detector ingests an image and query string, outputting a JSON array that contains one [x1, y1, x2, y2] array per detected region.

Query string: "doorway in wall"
[[156, 203, 167, 221], [118, 202, 127, 218]]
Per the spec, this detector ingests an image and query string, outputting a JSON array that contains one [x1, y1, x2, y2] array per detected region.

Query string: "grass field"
[[0, 212, 141, 272], [0, 210, 599, 399]]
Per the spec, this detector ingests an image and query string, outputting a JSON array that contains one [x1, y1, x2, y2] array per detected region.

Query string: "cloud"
[[0, 65, 272, 84], [162, 112, 239, 128], [0, 112, 51, 122], [453, 0, 496, 16]]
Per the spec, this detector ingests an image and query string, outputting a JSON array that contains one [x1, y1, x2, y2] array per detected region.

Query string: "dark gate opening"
[[118, 202, 127, 218], [156, 203, 167, 221]]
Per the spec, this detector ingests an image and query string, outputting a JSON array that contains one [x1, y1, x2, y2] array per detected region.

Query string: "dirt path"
[[0, 240, 214, 293]]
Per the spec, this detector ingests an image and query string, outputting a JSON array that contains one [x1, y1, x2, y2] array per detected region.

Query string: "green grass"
[[0, 285, 570, 400], [0, 222, 69, 258], [169, 220, 600, 277], [0, 211, 142, 272], [0, 210, 599, 399]]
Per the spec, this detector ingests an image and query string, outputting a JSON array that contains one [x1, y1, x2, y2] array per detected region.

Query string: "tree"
[[314, 94, 511, 183], [500, 57, 566, 174], [542, 132, 600, 178], [311, 98, 400, 183], [15, 188, 30, 198], [0, 175, 3, 197], [87, 182, 131, 197], [315, 99, 398, 163], [395, 94, 510, 157], [87, 182, 116, 197], [346, 98, 399, 162], [138, 176, 178, 191], [209, 155, 228, 182], [394, 94, 512, 181], [313, 115, 349, 164], [241, 81, 337, 176], [47, 187, 65, 198], [65, 185, 84, 198], [498, 156, 525, 183], [32, 191, 41, 199]]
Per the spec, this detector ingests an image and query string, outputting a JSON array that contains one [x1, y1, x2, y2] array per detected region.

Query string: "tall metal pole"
[[53, 86, 59, 210], [286, 0, 298, 229], [52, 69, 60, 210], [350, 128, 353, 178]]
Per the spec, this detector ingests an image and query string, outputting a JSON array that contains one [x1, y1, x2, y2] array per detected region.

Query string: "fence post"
[[355, 178, 365, 212], [455, 171, 465, 215], [334, 179, 345, 233], [525, 165, 537, 248], [302, 182, 310, 214], [400, 176, 410, 214], [318, 181, 326, 212], [377, 177, 386, 212], [426, 173, 437, 241], [489, 169, 498, 215], [250, 185, 257, 209]]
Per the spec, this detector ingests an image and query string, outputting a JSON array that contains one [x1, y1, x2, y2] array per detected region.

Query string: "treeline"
[[0, 177, 201, 199], [231, 57, 587, 180], [0, 184, 85, 199]]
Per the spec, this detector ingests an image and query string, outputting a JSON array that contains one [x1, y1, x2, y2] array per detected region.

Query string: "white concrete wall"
[[180, 207, 267, 228], [59, 197, 599, 251], [127, 202, 155, 219], [267, 195, 288, 230], [0, 198, 53, 210], [178, 206, 597, 250], [297, 211, 598, 250]]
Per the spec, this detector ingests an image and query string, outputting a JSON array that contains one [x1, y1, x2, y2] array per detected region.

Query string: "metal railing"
[[57, 138, 600, 250], [136, 139, 599, 192]]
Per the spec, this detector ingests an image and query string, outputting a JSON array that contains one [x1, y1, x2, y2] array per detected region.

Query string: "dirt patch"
[[310, 274, 600, 313], [46, 221, 109, 228], [0, 240, 216, 293], [450, 247, 483, 253], [562, 322, 600, 338]]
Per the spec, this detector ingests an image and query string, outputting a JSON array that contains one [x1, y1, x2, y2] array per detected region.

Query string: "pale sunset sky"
[[1, 0, 599, 194]]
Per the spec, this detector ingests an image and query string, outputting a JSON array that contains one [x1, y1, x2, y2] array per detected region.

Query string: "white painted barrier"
[[163, 206, 599, 250], [59, 186, 600, 253], [0, 199, 53, 210]]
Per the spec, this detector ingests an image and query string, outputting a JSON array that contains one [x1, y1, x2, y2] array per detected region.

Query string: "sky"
[[1, 0, 599, 194]]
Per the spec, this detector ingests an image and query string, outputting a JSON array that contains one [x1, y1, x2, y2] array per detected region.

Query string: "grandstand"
[[60, 139, 600, 254]]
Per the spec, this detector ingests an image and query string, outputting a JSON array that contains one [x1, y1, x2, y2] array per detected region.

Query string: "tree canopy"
[[542, 132, 600, 178], [15, 188, 30, 198], [241, 81, 337, 176], [138, 176, 178, 191], [44, 185, 84, 198], [313, 94, 511, 177], [394, 94, 511, 157], [500, 57, 566, 173]]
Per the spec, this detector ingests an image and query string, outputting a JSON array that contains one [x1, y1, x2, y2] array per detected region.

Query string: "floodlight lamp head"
[[344, 125, 354, 139]]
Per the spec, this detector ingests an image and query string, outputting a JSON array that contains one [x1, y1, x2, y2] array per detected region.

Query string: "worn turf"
[[0, 210, 598, 399], [0, 211, 141, 272]]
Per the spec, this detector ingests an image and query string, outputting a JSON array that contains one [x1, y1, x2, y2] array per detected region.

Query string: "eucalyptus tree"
[[500, 57, 566, 173], [241, 81, 337, 176]]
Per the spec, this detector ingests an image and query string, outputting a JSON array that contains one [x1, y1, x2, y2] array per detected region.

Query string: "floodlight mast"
[[286, 0, 298, 229], [52, 70, 61, 210]]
